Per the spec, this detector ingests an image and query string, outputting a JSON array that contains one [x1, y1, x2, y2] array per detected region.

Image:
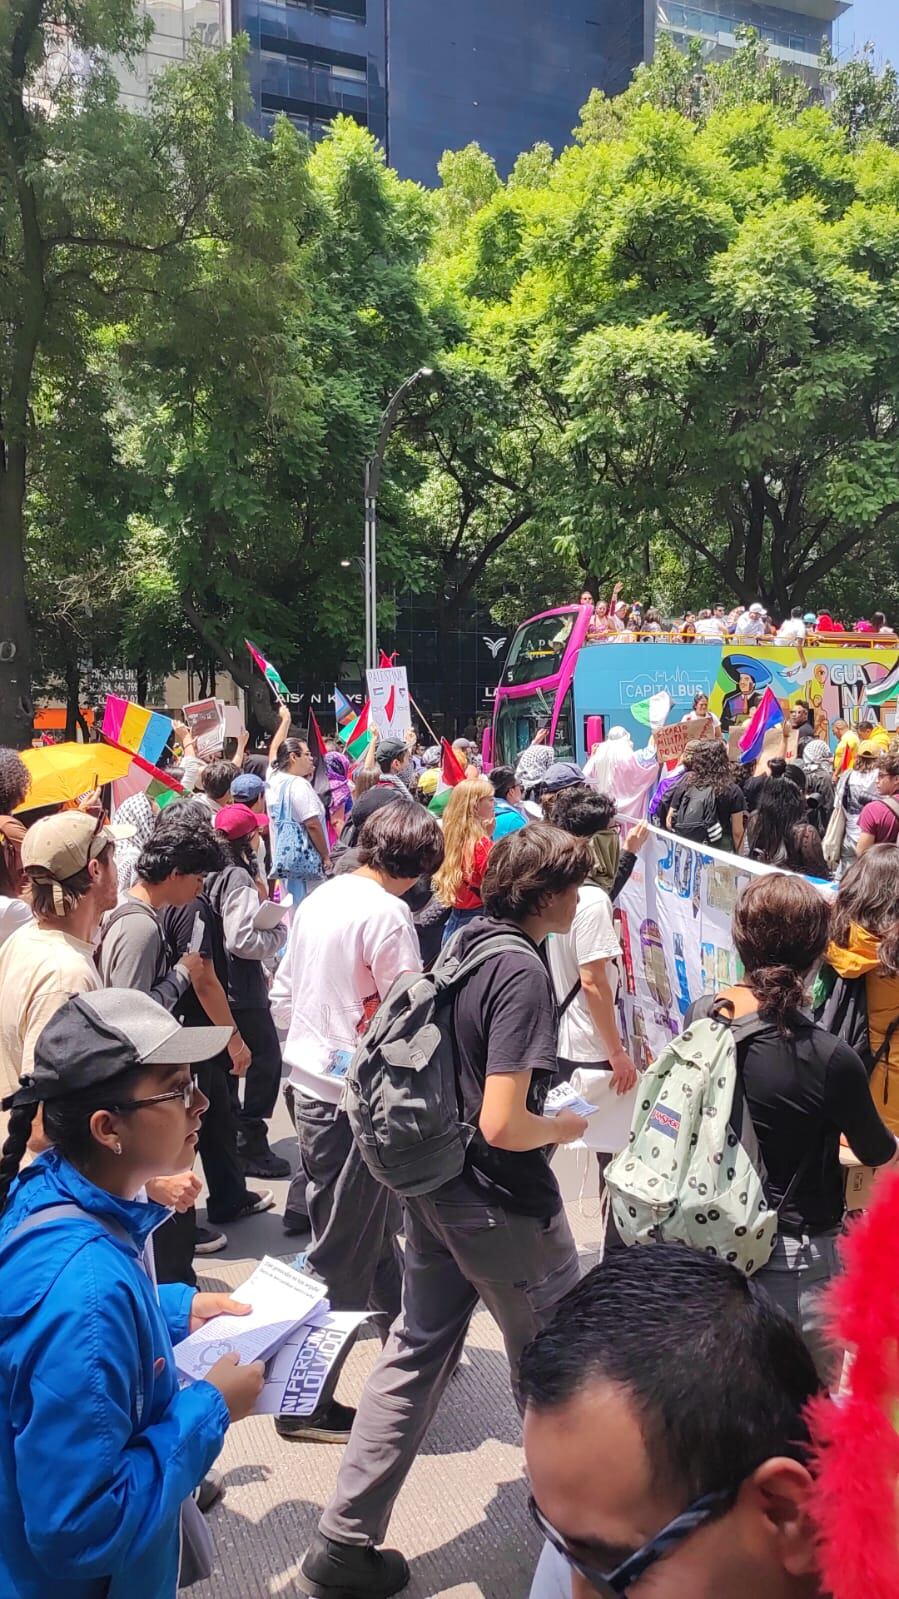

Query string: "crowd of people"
[[0, 688, 897, 1599], [579, 585, 897, 643]]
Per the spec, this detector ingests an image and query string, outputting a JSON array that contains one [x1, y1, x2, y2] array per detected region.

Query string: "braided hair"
[[0, 1064, 144, 1214], [0, 1103, 37, 1210]]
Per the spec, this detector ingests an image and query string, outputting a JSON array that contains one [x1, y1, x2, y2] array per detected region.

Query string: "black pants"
[[196, 1051, 248, 1217], [153, 1207, 198, 1288], [228, 1005, 282, 1146]]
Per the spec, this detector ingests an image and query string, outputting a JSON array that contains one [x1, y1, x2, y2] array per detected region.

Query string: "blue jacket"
[[0, 1150, 229, 1599], [493, 799, 528, 840]]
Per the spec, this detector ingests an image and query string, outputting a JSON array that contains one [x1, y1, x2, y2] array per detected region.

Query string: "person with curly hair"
[[0, 747, 31, 901], [667, 739, 747, 852]]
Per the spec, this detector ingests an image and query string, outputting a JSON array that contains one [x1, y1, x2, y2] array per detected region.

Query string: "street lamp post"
[[363, 367, 433, 672]]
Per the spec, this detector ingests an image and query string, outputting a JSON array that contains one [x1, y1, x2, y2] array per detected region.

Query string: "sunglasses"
[[108, 1080, 200, 1114], [528, 1485, 738, 1596]]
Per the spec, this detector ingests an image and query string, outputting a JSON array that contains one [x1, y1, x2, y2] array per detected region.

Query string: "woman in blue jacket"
[[0, 987, 266, 1599]]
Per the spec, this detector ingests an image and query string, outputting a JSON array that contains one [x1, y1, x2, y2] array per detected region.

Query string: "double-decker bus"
[[489, 603, 899, 768]]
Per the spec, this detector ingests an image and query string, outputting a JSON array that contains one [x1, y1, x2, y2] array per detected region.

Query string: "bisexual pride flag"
[[738, 686, 783, 765]]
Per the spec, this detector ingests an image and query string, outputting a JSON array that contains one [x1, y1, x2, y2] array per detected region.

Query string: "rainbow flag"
[[341, 701, 372, 761], [739, 686, 783, 765], [245, 638, 289, 702], [333, 686, 356, 729], [102, 696, 172, 767]]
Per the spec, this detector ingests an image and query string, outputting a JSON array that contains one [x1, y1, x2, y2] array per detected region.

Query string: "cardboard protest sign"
[[184, 698, 226, 758], [653, 715, 716, 764], [366, 667, 411, 739]]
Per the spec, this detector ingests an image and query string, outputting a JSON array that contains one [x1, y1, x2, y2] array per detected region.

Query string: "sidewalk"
[[193, 1101, 603, 1599]]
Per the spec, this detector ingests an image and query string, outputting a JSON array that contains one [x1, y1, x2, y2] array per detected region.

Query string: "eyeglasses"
[[108, 1080, 199, 1114], [528, 1485, 738, 1596]]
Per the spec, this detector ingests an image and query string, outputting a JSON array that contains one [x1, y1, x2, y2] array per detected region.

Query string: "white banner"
[[366, 666, 411, 739], [615, 829, 829, 1066]]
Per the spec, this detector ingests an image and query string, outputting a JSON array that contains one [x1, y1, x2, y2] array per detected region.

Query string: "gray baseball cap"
[[5, 989, 231, 1109]]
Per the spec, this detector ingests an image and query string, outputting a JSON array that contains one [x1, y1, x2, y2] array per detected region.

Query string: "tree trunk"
[[136, 661, 148, 707], [64, 657, 79, 741], [0, 457, 34, 749], [181, 595, 280, 734]]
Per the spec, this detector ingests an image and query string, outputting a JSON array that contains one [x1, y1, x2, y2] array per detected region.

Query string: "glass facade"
[[658, 0, 830, 61], [233, 0, 386, 144], [115, 1, 229, 111]]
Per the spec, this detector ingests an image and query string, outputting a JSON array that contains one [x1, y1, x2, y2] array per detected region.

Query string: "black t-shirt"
[[669, 778, 746, 846], [342, 784, 407, 846], [439, 917, 561, 1218], [163, 894, 228, 1030], [687, 997, 895, 1233]]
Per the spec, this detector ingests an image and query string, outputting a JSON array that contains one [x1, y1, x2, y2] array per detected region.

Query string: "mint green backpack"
[[604, 1014, 778, 1277]]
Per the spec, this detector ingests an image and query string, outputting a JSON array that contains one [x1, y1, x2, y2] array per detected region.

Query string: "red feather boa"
[[808, 1170, 899, 1599]]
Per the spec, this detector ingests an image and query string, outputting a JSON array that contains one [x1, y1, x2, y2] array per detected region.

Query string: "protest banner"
[[183, 698, 226, 758], [652, 715, 716, 763], [366, 666, 411, 739], [615, 828, 832, 1068]]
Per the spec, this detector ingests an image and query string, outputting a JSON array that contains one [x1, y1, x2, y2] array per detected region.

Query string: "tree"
[[0, 5, 291, 745], [119, 116, 437, 728], [429, 81, 899, 617]]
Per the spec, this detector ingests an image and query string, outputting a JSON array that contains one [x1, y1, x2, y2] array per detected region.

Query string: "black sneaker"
[[283, 1207, 310, 1236], [206, 1189, 275, 1224], [276, 1400, 356, 1444], [300, 1531, 409, 1598], [240, 1147, 292, 1179], [193, 1224, 227, 1255]]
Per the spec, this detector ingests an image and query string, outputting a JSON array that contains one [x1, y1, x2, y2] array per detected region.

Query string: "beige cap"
[[22, 811, 130, 881]]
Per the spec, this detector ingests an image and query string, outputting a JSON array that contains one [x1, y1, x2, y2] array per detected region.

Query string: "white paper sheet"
[[253, 1306, 372, 1416], [173, 1256, 326, 1381], [253, 894, 292, 930]]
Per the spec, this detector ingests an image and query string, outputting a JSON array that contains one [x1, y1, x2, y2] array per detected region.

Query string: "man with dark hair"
[[522, 1245, 824, 1599], [302, 823, 592, 1598], [98, 805, 273, 1268], [342, 733, 417, 844], [270, 803, 444, 1444], [489, 765, 528, 838], [789, 701, 815, 756], [857, 751, 899, 853], [192, 760, 239, 818]]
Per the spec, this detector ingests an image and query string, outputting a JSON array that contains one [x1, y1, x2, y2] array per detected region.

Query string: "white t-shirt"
[[734, 612, 766, 639], [266, 766, 326, 860], [775, 618, 806, 644], [0, 921, 101, 1101], [694, 616, 726, 639], [547, 885, 622, 1064], [270, 873, 422, 1104]]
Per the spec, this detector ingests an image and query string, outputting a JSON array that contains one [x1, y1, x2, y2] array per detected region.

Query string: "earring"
[[113, 1141, 123, 1156]]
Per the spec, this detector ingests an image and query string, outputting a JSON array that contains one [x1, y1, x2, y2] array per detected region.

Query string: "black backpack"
[[673, 784, 723, 846]]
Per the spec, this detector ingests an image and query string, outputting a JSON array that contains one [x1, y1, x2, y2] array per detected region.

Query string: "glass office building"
[[115, 1, 231, 112], [234, 0, 850, 185]]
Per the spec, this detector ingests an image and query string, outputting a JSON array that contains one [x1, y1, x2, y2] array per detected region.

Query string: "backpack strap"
[[557, 978, 582, 1018], [7, 1202, 138, 1257], [440, 930, 548, 992], [875, 793, 899, 827]]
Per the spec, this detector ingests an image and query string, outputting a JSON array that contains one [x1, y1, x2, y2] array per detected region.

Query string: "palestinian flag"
[[245, 639, 290, 702], [863, 661, 899, 708], [428, 738, 468, 817], [341, 701, 373, 761]]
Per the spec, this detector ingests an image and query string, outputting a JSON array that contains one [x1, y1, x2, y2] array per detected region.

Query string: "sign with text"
[[653, 715, 716, 764], [183, 697, 226, 758], [366, 667, 411, 739]]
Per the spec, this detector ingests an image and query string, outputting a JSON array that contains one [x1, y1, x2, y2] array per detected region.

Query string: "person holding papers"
[[0, 989, 265, 1599]]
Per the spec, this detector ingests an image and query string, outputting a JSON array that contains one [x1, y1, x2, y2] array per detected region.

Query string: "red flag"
[[378, 649, 398, 667], [384, 686, 396, 723], [439, 738, 467, 792]]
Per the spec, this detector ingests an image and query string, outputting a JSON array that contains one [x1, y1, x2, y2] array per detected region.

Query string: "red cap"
[[214, 803, 269, 840]]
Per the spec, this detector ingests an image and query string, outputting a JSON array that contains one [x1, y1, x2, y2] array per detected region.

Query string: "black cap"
[[376, 738, 408, 771], [542, 760, 586, 793], [3, 990, 231, 1111]]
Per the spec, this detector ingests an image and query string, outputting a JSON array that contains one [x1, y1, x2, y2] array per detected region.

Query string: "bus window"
[[500, 612, 577, 687], [552, 688, 575, 760], [494, 689, 556, 766]]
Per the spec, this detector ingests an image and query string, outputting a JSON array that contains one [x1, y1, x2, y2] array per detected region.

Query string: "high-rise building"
[[235, 0, 850, 185], [233, 1, 617, 183], [115, 1, 231, 113]]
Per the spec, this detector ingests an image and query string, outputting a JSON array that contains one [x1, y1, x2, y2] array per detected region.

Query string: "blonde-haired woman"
[[434, 776, 496, 946]]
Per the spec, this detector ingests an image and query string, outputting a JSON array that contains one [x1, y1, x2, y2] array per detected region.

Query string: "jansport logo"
[[648, 1106, 681, 1140]]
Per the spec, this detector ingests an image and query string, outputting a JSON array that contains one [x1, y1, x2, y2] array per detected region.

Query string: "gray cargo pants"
[[292, 1094, 403, 1328], [319, 1192, 581, 1547]]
